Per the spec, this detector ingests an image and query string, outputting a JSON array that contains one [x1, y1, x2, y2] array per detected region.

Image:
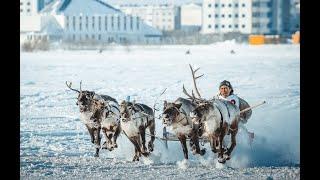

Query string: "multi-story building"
[[20, 0, 53, 33], [180, 3, 202, 32], [201, 0, 252, 34], [23, 0, 162, 44], [251, 0, 273, 34], [119, 4, 180, 31]]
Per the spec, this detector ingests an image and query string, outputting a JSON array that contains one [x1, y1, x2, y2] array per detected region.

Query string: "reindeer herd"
[[66, 65, 251, 164]]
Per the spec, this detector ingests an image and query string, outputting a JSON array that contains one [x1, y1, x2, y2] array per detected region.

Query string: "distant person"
[[186, 49, 191, 55], [215, 80, 254, 142], [230, 50, 235, 54]]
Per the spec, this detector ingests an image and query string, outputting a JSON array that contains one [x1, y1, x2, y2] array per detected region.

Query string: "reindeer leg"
[[218, 126, 227, 163], [209, 135, 218, 153], [178, 135, 188, 159], [225, 123, 238, 160], [148, 121, 155, 152], [139, 127, 147, 153], [112, 126, 121, 149], [190, 130, 205, 156], [86, 125, 94, 144], [93, 127, 101, 157]]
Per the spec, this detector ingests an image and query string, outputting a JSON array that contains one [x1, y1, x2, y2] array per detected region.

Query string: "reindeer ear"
[[163, 100, 167, 108], [174, 102, 182, 109]]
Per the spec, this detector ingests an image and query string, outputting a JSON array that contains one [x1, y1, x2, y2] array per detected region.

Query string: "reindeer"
[[91, 95, 121, 152], [190, 99, 240, 164], [162, 97, 206, 160], [182, 65, 240, 163], [66, 81, 119, 157], [119, 100, 155, 161]]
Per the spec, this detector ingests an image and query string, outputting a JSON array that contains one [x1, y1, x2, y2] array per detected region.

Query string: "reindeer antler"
[[189, 64, 203, 99], [66, 81, 80, 93]]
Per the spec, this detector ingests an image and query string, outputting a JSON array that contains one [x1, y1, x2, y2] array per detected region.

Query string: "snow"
[[20, 43, 300, 179]]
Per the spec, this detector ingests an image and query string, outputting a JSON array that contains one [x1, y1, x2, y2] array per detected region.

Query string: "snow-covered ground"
[[20, 43, 300, 179]]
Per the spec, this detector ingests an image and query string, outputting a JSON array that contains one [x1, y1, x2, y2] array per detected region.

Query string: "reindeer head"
[[162, 100, 182, 126], [119, 100, 131, 122], [66, 81, 96, 113], [190, 100, 213, 124]]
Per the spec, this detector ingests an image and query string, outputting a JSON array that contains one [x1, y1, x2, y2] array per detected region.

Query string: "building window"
[[168, 25, 171, 29], [208, 14, 211, 18], [228, 4, 232, 7], [20, 2, 23, 5], [208, 25, 211, 28], [27, 9, 30, 12], [98, 16, 101, 31], [242, 14, 245, 18], [215, 3, 218, 7], [92, 34, 95, 40], [86, 16, 88, 30], [228, 14, 232, 18], [235, 24, 238, 28], [123, 16, 126, 31], [27, 2, 30, 5], [72, 16, 76, 30], [222, 4, 225, 7], [208, 4, 211, 8], [118, 16, 121, 30], [66, 16, 69, 29], [267, 2, 272, 7], [98, 34, 101, 40], [228, 25, 232, 28], [253, 2, 259, 7], [267, 12, 272, 18], [111, 16, 114, 29], [130, 16, 133, 30], [215, 25, 218, 28], [85, 34, 89, 40], [136, 17, 139, 30], [72, 34, 75, 41], [222, 14, 225, 18], [79, 16, 82, 31], [92, 16, 95, 29], [20, 9, 23, 12], [215, 14, 218, 18], [235, 3, 238, 7], [105, 16, 108, 31], [235, 14, 238, 18], [242, 24, 245, 28], [222, 25, 225, 28], [242, 3, 245, 7]]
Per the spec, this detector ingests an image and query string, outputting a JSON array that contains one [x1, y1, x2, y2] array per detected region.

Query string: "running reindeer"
[[119, 100, 156, 161], [66, 81, 121, 157], [183, 65, 241, 164], [162, 97, 206, 159]]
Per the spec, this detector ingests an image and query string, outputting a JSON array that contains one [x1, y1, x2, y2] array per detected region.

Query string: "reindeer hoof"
[[200, 148, 206, 156], [148, 143, 154, 152], [133, 156, 139, 161], [223, 153, 231, 160], [94, 153, 99, 157], [218, 157, 226, 164], [142, 151, 149, 157]]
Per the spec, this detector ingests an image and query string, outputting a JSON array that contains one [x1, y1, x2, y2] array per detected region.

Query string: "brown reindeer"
[[66, 81, 118, 157], [119, 100, 155, 161], [162, 97, 206, 160], [181, 64, 240, 163], [190, 99, 240, 163]]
